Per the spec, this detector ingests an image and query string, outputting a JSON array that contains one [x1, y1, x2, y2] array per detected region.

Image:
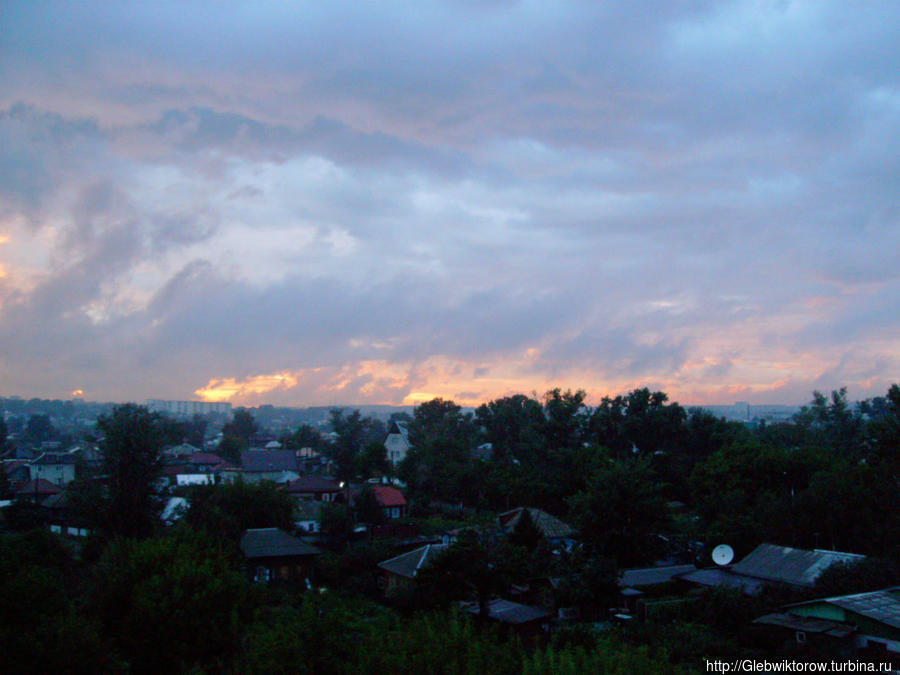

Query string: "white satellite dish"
[[712, 544, 734, 566]]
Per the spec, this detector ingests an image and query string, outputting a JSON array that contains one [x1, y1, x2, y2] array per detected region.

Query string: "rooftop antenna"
[[712, 544, 734, 566]]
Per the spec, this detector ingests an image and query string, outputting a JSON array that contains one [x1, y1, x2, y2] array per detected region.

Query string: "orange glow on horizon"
[[194, 371, 300, 402]]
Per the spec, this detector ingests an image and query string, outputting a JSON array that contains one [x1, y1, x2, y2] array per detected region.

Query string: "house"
[[15, 478, 62, 504], [164, 443, 200, 459], [459, 598, 551, 643], [240, 450, 299, 483], [293, 500, 325, 534], [30, 452, 77, 486], [498, 507, 575, 542], [378, 543, 448, 596], [284, 475, 344, 502], [2, 459, 31, 486], [680, 544, 865, 596], [43, 491, 90, 537], [373, 485, 407, 520], [384, 421, 411, 465], [349, 484, 408, 520], [617, 564, 697, 616], [172, 452, 239, 486], [755, 587, 900, 665], [239, 527, 321, 585]]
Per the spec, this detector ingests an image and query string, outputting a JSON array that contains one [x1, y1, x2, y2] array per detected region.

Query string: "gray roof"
[[678, 567, 767, 595], [32, 452, 77, 465], [240, 450, 298, 473], [620, 564, 696, 588], [499, 507, 575, 539], [239, 528, 321, 559], [378, 543, 448, 579], [731, 544, 865, 588], [460, 598, 550, 624], [789, 587, 900, 631], [753, 613, 856, 638]]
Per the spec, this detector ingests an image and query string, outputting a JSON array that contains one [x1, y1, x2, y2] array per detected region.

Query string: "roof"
[[460, 598, 550, 625], [32, 452, 77, 465], [161, 497, 189, 522], [373, 485, 406, 507], [498, 507, 575, 539], [678, 567, 767, 595], [378, 543, 448, 579], [285, 475, 342, 493], [165, 443, 200, 455], [753, 613, 856, 638], [731, 544, 865, 588], [239, 528, 321, 559], [620, 564, 697, 588], [41, 491, 70, 509], [789, 587, 900, 631], [240, 450, 298, 474], [15, 478, 62, 495], [187, 452, 228, 465], [2, 459, 29, 475], [386, 421, 409, 440]]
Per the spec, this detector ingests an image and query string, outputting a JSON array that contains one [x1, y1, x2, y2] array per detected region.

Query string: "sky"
[[0, 1, 898, 408]]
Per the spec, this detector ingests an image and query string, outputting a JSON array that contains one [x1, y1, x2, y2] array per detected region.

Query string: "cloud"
[[1, 2, 898, 405]]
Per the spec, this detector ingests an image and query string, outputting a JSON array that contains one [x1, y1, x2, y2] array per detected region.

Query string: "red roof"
[[15, 478, 62, 496], [373, 485, 406, 508]]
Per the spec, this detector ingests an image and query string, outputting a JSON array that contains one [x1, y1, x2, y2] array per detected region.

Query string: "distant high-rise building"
[[146, 399, 232, 418]]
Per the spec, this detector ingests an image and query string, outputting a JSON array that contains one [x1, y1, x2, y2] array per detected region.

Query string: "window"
[[254, 566, 271, 583]]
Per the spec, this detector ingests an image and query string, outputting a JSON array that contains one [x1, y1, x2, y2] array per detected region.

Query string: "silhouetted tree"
[[97, 404, 165, 538]]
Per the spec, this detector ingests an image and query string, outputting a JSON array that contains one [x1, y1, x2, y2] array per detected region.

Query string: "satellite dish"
[[712, 544, 734, 566]]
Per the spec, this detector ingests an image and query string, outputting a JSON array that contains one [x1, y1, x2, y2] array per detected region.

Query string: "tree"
[[867, 383, 900, 464], [476, 394, 544, 464], [353, 485, 386, 525], [0, 530, 110, 673], [219, 408, 258, 462], [327, 409, 368, 482], [280, 423, 325, 453], [184, 480, 295, 543], [97, 404, 166, 538], [184, 413, 208, 447], [542, 388, 589, 451], [25, 414, 55, 444], [92, 530, 249, 674], [320, 502, 355, 549], [358, 440, 389, 478], [508, 508, 543, 551], [415, 534, 503, 616], [569, 455, 669, 566], [401, 398, 479, 501]]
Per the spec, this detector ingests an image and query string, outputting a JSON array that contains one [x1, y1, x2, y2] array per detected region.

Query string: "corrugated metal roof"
[[825, 588, 900, 631], [239, 528, 321, 559], [240, 450, 298, 473], [498, 507, 575, 539], [460, 598, 550, 624], [753, 613, 856, 638], [678, 567, 767, 595], [620, 564, 696, 587], [731, 544, 864, 587], [378, 543, 448, 578]]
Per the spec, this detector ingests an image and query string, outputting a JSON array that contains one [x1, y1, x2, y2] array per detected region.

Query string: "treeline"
[[359, 385, 900, 563], [0, 527, 693, 674]]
